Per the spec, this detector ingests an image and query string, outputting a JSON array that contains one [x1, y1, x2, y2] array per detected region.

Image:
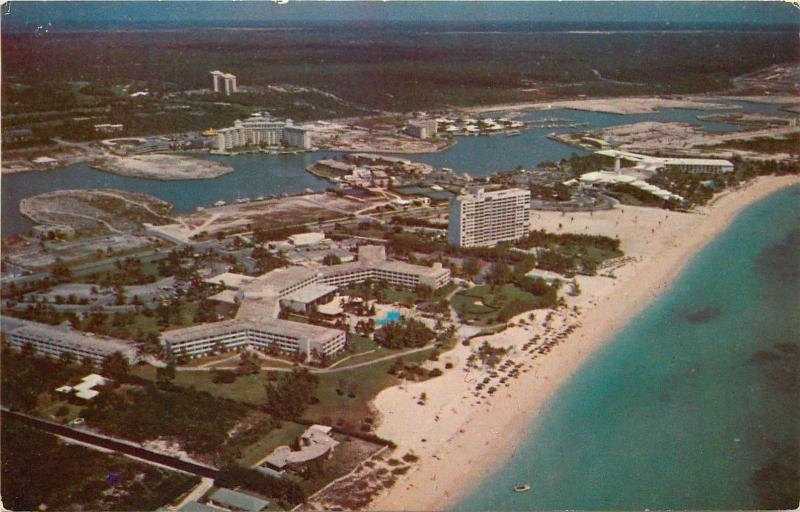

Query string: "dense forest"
[[3, 24, 797, 113]]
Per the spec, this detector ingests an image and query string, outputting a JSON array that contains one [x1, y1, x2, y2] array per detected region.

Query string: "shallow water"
[[455, 184, 800, 510]]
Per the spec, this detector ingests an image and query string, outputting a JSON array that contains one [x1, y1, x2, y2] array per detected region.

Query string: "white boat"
[[513, 484, 531, 493]]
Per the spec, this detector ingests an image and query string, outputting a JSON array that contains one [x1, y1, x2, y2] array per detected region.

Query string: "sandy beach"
[[368, 174, 800, 511]]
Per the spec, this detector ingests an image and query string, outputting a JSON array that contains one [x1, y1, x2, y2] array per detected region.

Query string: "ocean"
[[456, 183, 800, 510]]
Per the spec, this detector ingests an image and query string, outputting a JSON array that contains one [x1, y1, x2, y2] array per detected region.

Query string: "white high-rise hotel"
[[210, 70, 238, 95], [448, 187, 531, 247]]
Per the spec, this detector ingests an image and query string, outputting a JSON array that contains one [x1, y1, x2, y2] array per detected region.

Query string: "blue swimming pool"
[[375, 310, 402, 326]]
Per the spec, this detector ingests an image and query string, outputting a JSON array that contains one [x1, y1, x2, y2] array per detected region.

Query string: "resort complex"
[[2, 6, 799, 512], [448, 187, 531, 247], [161, 245, 451, 361]]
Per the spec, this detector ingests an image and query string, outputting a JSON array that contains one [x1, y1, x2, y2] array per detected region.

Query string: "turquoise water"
[[376, 310, 403, 326], [457, 184, 800, 510]]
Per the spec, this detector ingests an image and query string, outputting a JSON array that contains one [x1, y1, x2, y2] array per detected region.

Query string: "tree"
[[265, 369, 319, 419], [101, 352, 130, 380], [462, 257, 481, 277], [156, 362, 176, 384], [52, 259, 72, 281], [322, 254, 342, 266], [58, 351, 76, 367]]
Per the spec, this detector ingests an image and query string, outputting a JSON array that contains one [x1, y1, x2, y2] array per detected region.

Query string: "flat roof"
[[4, 318, 134, 357], [204, 272, 255, 289], [257, 266, 318, 292], [596, 149, 732, 167], [283, 283, 337, 304], [209, 488, 269, 512]]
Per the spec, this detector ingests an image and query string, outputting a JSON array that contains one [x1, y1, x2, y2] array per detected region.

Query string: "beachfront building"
[[263, 424, 339, 473], [596, 149, 734, 175], [448, 187, 531, 247], [405, 119, 438, 139], [1, 317, 137, 365], [214, 115, 311, 151], [164, 246, 451, 361]]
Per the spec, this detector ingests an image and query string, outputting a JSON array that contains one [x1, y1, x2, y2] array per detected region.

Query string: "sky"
[[3, 1, 799, 29]]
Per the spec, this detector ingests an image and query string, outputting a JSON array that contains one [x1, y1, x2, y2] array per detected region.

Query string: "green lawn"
[[306, 349, 434, 429], [74, 260, 165, 285], [451, 284, 549, 325], [236, 422, 309, 467]]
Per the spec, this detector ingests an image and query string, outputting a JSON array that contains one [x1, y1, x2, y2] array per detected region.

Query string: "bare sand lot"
[[92, 154, 233, 180], [367, 175, 800, 511], [20, 189, 174, 234], [308, 121, 454, 154], [464, 96, 741, 116], [151, 192, 388, 242], [555, 120, 800, 159]]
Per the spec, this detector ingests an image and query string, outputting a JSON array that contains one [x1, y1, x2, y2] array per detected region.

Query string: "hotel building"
[[162, 245, 450, 361], [448, 187, 531, 247], [2, 317, 137, 365], [214, 115, 312, 151], [210, 70, 238, 96]]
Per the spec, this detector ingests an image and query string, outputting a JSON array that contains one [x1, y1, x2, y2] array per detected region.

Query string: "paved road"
[[2, 408, 219, 479], [177, 344, 435, 375]]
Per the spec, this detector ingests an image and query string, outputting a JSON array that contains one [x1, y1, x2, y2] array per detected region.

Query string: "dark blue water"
[[1, 152, 337, 236], [0, 101, 781, 236], [403, 103, 772, 175], [456, 184, 800, 510]]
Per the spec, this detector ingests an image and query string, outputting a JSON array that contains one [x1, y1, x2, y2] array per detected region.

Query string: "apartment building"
[[448, 187, 531, 247]]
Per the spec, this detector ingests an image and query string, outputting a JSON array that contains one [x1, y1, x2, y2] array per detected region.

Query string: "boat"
[[505, 130, 521, 136], [513, 484, 531, 493]]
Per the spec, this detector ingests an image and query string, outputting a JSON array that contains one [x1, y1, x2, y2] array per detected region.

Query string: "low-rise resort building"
[[161, 245, 451, 362], [1, 317, 137, 365]]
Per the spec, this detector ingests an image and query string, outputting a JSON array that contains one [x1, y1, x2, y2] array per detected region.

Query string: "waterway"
[[0, 100, 782, 237], [455, 183, 800, 510]]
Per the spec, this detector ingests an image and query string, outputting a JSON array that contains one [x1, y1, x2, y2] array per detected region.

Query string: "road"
[[177, 343, 435, 375], [2, 408, 219, 479]]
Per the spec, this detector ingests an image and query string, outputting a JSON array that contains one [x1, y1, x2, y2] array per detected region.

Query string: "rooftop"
[[3, 318, 135, 358], [208, 488, 269, 512]]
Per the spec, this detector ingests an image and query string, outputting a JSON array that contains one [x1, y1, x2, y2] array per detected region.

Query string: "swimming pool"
[[375, 310, 402, 326]]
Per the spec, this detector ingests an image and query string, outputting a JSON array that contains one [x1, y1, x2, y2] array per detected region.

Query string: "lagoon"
[[0, 100, 778, 237]]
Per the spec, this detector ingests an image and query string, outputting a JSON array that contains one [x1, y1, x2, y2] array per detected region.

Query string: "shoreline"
[[367, 174, 800, 511]]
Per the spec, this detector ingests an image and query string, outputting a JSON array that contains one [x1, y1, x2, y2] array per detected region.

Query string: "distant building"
[[2, 317, 137, 365], [448, 187, 531, 247], [214, 115, 311, 151], [4, 128, 33, 143], [127, 138, 171, 155], [283, 125, 312, 149], [94, 123, 124, 134], [31, 156, 59, 168], [596, 149, 734, 175], [210, 70, 238, 96], [405, 119, 438, 139]]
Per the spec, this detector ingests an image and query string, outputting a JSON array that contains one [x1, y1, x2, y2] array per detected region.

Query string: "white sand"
[[368, 175, 800, 511], [464, 96, 740, 116], [93, 154, 233, 180]]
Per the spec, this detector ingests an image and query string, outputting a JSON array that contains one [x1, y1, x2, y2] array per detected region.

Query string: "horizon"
[[3, 1, 799, 32]]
